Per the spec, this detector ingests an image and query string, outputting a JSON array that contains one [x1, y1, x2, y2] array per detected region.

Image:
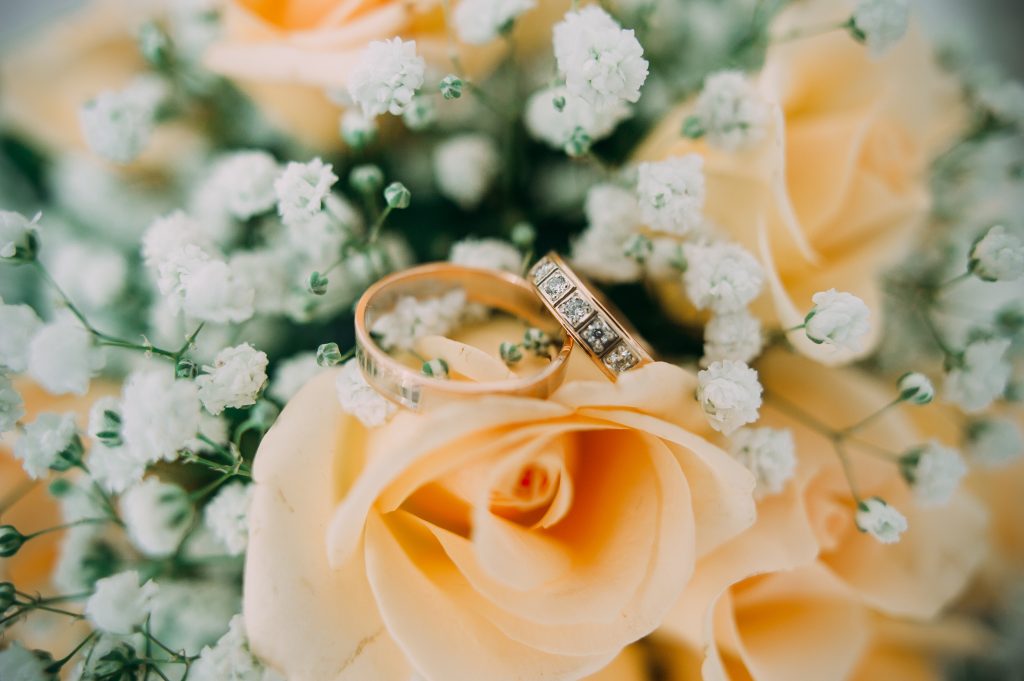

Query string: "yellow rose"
[[244, 318, 756, 680], [0, 0, 202, 168], [634, 0, 964, 364], [655, 350, 986, 681], [205, 0, 567, 149]]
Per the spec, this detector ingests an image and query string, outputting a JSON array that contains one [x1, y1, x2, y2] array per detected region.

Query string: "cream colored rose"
[[655, 350, 986, 681], [244, 320, 756, 681], [634, 0, 965, 365]]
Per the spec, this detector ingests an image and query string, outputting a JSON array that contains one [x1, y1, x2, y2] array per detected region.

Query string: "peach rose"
[[634, 0, 964, 364], [205, 0, 566, 148], [655, 350, 986, 681], [244, 318, 756, 680], [0, 0, 202, 168]]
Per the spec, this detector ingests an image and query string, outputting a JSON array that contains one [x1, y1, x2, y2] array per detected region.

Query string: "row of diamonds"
[[531, 258, 641, 375]]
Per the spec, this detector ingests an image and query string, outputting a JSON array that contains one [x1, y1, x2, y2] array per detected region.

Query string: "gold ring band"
[[355, 263, 574, 411], [529, 253, 654, 380]]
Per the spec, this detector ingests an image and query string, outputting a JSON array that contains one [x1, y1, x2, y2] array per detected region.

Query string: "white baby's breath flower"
[[433, 134, 500, 209], [682, 241, 765, 314], [944, 337, 1012, 413], [142, 211, 215, 273], [553, 6, 649, 110], [274, 158, 339, 225], [970, 225, 1024, 282], [87, 396, 121, 443], [48, 241, 128, 309], [121, 478, 194, 557], [571, 183, 644, 283], [122, 369, 201, 465], [78, 77, 165, 163], [852, 0, 911, 58], [370, 289, 470, 352], [207, 151, 280, 220], [0, 298, 42, 371], [0, 210, 38, 262], [0, 372, 23, 435], [697, 360, 763, 434], [453, 0, 535, 44], [804, 289, 871, 352], [703, 310, 764, 365], [730, 427, 796, 498], [85, 570, 159, 635], [900, 441, 968, 507], [693, 70, 769, 151], [89, 443, 147, 494], [26, 317, 103, 395], [0, 643, 51, 680], [204, 483, 253, 555], [636, 156, 706, 235], [336, 359, 396, 428], [196, 343, 269, 414], [190, 615, 283, 681], [340, 109, 378, 148], [347, 38, 425, 118], [13, 412, 78, 479], [855, 497, 907, 544], [449, 238, 521, 272], [268, 352, 322, 403], [967, 418, 1024, 467], [898, 372, 935, 404], [977, 80, 1024, 129], [180, 258, 256, 324], [524, 86, 631, 152]]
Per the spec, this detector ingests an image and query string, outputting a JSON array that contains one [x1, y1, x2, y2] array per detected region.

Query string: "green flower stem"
[[838, 397, 904, 437], [772, 18, 851, 44], [46, 631, 97, 672], [367, 205, 394, 244], [23, 517, 108, 541]]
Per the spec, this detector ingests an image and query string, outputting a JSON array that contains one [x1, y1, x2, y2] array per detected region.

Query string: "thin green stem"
[[839, 397, 903, 437], [23, 517, 108, 541], [773, 18, 850, 44], [834, 440, 863, 503], [47, 632, 97, 671], [367, 205, 395, 244], [0, 479, 37, 516]]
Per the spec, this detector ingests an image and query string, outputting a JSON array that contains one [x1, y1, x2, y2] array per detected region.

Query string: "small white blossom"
[[730, 427, 796, 498], [78, 77, 165, 163], [87, 396, 121, 442], [190, 615, 283, 681], [855, 497, 908, 544], [85, 570, 159, 634], [0, 298, 42, 371], [901, 441, 968, 507], [204, 483, 253, 555], [89, 444, 147, 494], [402, 95, 436, 130], [454, 0, 535, 44], [852, 0, 911, 58], [945, 337, 1012, 413], [13, 412, 77, 479], [268, 352, 323, 403], [977, 80, 1024, 129], [0, 372, 23, 434], [49, 241, 127, 309], [0, 210, 37, 262], [340, 109, 378, 147], [121, 478, 194, 557], [142, 211, 216, 274], [804, 289, 871, 353], [0, 642, 53, 680], [898, 372, 935, 404], [122, 369, 201, 464], [683, 242, 765, 314], [450, 238, 521, 272], [347, 38, 425, 118], [26, 317, 103, 395], [336, 359, 397, 428], [433, 134, 501, 209], [970, 225, 1024, 282], [693, 70, 769, 151], [697, 360, 763, 434], [553, 7, 649, 110], [570, 183, 644, 283], [370, 289, 470, 352], [207, 151, 280, 220], [967, 418, 1023, 467], [57, 478, 106, 523], [524, 86, 631, 151], [196, 344, 269, 414], [703, 310, 764, 365], [181, 258, 256, 324], [636, 156, 705, 235], [274, 158, 339, 225]]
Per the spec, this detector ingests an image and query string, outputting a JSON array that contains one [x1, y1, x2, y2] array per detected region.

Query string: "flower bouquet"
[[0, 0, 1022, 680]]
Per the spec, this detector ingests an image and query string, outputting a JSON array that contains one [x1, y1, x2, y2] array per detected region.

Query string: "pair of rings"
[[355, 252, 653, 411]]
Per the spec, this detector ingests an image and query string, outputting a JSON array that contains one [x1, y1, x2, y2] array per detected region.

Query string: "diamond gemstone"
[[581, 317, 618, 354], [540, 272, 573, 303], [532, 259, 557, 284], [602, 343, 639, 373], [557, 295, 594, 328]]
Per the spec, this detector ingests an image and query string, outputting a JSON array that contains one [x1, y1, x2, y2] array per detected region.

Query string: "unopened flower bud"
[[552, 95, 566, 111], [440, 75, 463, 100], [175, 357, 199, 379], [350, 164, 384, 194], [340, 110, 378, 149], [0, 526, 24, 558], [681, 115, 705, 139], [307, 271, 329, 296], [0, 582, 15, 613], [969, 225, 1024, 282], [564, 127, 591, 157], [50, 435, 84, 472], [510, 222, 536, 249], [421, 358, 449, 378], [522, 328, 551, 354], [317, 342, 345, 367], [402, 96, 436, 130], [138, 21, 171, 69], [500, 342, 523, 365], [92, 643, 138, 678], [623, 234, 653, 263], [384, 182, 411, 209], [48, 478, 74, 498], [0, 211, 40, 264], [898, 372, 934, 405]]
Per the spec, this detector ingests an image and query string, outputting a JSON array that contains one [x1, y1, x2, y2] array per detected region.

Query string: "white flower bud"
[[697, 360, 763, 434], [692, 70, 769, 152], [944, 337, 1012, 413], [636, 155, 706, 235], [855, 497, 907, 544], [703, 310, 764, 366], [204, 482, 253, 555], [336, 359, 396, 427], [683, 242, 765, 314], [434, 134, 500, 210], [26, 317, 103, 396], [730, 427, 796, 498], [121, 370, 201, 465], [350, 164, 384, 193], [0, 211, 38, 263], [804, 289, 871, 353], [0, 297, 42, 371], [384, 182, 412, 209], [422, 358, 450, 378], [450, 238, 521, 273], [851, 0, 910, 58], [967, 418, 1023, 467], [969, 225, 1024, 282], [900, 441, 967, 507], [13, 412, 79, 479], [402, 95, 436, 130], [347, 38, 425, 118], [120, 478, 194, 557], [85, 570, 159, 635], [78, 77, 165, 163], [898, 372, 934, 405], [453, 0, 535, 44], [340, 109, 378, 148], [274, 158, 338, 225], [196, 343, 269, 415]]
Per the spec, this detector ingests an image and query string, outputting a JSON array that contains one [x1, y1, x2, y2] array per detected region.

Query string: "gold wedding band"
[[355, 263, 574, 411], [529, 253, 653, 381]]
